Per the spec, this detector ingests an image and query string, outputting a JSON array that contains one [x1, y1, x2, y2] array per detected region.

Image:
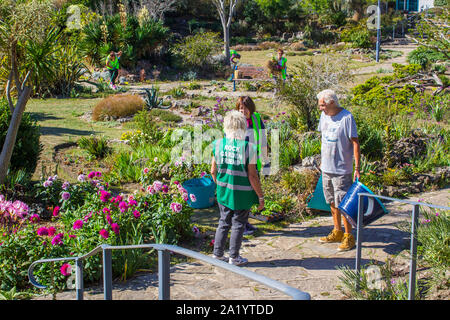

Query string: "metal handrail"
[[28, 243, 310, 300], [355, 192, 450, 300]]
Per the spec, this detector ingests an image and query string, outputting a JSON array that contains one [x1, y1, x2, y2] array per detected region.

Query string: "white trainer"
[[229, 256, 248, 266]]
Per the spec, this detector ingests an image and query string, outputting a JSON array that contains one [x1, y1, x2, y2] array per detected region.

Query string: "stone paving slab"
[[33, 188, 449, 300]]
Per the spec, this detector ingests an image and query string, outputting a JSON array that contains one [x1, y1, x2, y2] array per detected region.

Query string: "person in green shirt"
[[271, 48, 287, 81], [211, 110, 264, 266], [236, 96, 271, 235], [106, 50, 122, 90], [227, 49, 241, 81]]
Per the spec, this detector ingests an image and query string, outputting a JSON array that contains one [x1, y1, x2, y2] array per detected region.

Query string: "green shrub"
[[166, 87, 186, 98], [279, 139, 300, 168], [77, 135, 112, 160], [150, 109, 182, 123], [340, 26, 373, 49], [133, 109, 164, 144], [407, 47, 447, 69], [0, 99, 42, 177], [171, 31, 222, 70], [300, 137, 321, 159]]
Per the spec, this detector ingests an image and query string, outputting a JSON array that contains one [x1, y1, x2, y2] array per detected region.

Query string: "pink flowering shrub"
[[0, 195, 29, 232]]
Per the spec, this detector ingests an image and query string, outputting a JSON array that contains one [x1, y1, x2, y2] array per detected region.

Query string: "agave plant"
[[142, 86, 169, 110]]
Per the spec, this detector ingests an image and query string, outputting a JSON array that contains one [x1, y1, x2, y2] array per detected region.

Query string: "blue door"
[[396, 0, 419, 11], [409, 0, 419, 11]]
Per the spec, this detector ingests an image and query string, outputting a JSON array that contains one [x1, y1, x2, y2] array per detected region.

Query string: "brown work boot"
[[319, 229, 344, 243], [338, 233, 356, 251]]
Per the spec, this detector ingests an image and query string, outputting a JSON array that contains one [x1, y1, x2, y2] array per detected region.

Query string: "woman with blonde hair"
[[211, 110, 264, 266]]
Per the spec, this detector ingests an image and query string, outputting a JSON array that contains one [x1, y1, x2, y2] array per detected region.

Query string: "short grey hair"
[[317, 89, 340, 107], [223, 110, 246, 140]]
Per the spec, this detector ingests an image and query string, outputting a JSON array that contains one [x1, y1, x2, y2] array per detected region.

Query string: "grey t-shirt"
[[318, 108, 358, 175]]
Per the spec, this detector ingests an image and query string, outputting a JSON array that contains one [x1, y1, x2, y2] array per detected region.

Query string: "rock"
[[119, 76, 127, 85], [295, 31, 304, 39], [301, 155, 319, 168], [281, 32, 292, 42], [91, 71, 101, 80]]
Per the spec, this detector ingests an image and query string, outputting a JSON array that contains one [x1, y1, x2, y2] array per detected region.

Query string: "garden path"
[[351, 40, 417, 75], [33, 187, 449, 300]]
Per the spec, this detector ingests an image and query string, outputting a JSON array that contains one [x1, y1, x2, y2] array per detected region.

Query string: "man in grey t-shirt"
[[316, 89, 361, 251]]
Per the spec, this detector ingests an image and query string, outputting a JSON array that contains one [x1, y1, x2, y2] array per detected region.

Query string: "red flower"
[[53, 206, 60, 217]]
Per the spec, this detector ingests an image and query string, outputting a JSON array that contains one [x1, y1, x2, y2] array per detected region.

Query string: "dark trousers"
[[109, 68, 119, 85], [213, 203, 249, 259]]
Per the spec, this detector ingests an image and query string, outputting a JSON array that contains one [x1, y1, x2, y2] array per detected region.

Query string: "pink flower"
[[99, 190, 111, 202], [99, 229, 109, 239], [29, 214, 40, 223], [68, 234, 76, 238], [192, 226, 199, 234], [73, 219, 83, 230], [43, 180, 52, 188], [47, 226, 56, 236], [111, 223, 120, 235], [133, 210, 141, 219], [106, 215, 113, 225], [143, 167, 149, 174], [88, 171, 96, 179], [103, 207, 110, 214], [153, 181, 163, 192], [209, 239, 215, 247], [128, 199, 137, 206], [60, 263, 72, 276], [51, 233, 64, 246], [170, 202, 182, 213], [118, 201, 128, 213], [61, 192, 71, 201], [37, 227, 48, 236], [182, 193, 189, 202], [53, 206, 60, 217], [95, 171, 102, 177], [190, 194, 197, 202], [147, 185, 155, 195], [173, 180, 180, 185], [161, 185, 169, 193], [200, 172, 206, 178]]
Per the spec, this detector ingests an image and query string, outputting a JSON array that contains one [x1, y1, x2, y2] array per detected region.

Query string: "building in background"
[[396, 0, 434, 11]]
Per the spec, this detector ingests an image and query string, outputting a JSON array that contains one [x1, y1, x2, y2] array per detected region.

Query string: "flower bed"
[[0, 171, 196, 292]]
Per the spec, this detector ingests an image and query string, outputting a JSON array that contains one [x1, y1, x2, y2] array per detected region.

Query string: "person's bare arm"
[[352, 137, 361, 181], [211, 157, 217, 184], [248, 163, 264, 210]]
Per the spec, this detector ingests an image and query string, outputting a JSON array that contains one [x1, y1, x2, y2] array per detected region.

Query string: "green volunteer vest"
[[271, 56, 287, 80], [106, 56, 120, 70], [214, 138, 258, 210], [250, 112, 263, 172], [279, 57, 287, 80]]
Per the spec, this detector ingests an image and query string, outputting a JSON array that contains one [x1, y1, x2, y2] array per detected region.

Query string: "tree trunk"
[[0, 86, 32, 185], [224, 26, 230, 66]]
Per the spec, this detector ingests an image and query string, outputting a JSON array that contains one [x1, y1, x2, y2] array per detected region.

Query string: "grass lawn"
[[26, 97, 134, 179]]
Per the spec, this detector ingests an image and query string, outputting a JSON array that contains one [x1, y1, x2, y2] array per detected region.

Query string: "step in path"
[[34, 188, 449, 300]]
